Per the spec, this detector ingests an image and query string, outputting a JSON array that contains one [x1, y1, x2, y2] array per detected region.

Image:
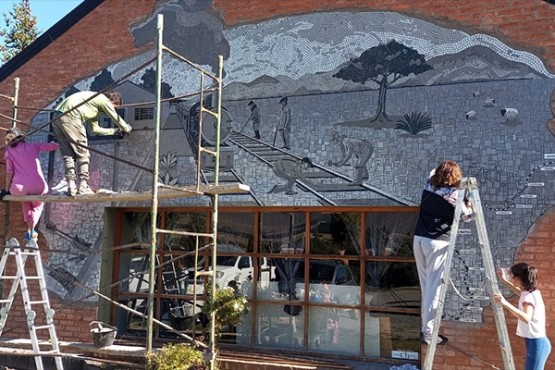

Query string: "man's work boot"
[[67, 179, 77, 196], [77, 181, 94, 195]]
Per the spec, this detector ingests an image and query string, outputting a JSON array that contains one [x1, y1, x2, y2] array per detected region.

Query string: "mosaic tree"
[[334, 40, 432, 127]]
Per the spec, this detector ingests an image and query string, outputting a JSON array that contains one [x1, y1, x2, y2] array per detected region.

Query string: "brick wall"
[[0, 0, 554, 367], [0, 0, 156, 346]]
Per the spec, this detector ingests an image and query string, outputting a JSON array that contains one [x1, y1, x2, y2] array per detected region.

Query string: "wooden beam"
[[2, 183, 250, 203]]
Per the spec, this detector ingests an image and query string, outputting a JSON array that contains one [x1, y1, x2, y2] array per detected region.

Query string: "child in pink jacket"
[[4, 127, 58, 241]]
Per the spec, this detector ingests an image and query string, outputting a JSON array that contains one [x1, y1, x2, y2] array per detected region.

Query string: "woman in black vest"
[[413, 160, 473, 345]]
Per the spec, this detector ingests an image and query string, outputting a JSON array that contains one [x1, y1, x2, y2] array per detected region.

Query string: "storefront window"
[[112, 207, 420, 360]]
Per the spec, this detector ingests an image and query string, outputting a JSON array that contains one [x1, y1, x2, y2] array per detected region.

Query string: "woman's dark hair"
[[5, 127, 25, 147], [510, 262, 538, 292], [430, 160, 462, 189]]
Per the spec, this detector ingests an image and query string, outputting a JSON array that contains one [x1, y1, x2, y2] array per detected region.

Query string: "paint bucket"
[[90, 321, 117, 348]]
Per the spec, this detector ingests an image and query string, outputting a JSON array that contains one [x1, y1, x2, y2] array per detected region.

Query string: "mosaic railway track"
[[228, 131, 415, 207]]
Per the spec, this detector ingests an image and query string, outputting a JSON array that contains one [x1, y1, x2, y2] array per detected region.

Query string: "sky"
[[0, 0, 84, 34]]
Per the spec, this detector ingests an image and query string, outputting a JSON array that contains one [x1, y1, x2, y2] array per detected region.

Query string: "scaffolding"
[[0, 13, 244, 370]]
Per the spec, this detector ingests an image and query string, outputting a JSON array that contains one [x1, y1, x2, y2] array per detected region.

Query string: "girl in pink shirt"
[[4, 127, 58, 241]]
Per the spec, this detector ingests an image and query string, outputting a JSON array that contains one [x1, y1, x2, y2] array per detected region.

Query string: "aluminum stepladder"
[[0, 238, 64, 370], [423, 177, 515, 370]]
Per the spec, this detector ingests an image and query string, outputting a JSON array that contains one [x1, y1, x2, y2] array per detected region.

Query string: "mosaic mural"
[[28, 1, 555, 327]]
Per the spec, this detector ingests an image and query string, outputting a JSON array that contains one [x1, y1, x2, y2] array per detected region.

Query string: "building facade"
[[0, 0, 554, 368]]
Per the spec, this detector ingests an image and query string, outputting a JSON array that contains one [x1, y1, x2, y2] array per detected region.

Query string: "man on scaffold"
[[52, 90, 132, 196]]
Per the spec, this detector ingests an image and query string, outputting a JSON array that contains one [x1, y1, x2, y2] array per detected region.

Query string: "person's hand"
[[122, 125, 132, 135], [497, 267, 509, 282], [0, 189, 10, 200], [493, 293, 507, 307]]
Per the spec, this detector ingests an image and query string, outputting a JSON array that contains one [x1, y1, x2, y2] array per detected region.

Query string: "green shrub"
[[146, 343, 206, 370], [202, 285, 249, 333]]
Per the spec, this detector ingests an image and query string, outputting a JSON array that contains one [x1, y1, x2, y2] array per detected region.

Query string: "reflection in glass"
[[365, 212, 418, 297], [218, 212, 255, 253], [113, 208, 421, 356], [255, 303, 304, 349], [260, 212, 305, 254], [308, 307, 360, 354], [122, 297, 148, 331], [219, 310, 252, 345], [160, 254, 190, 295], [165, 212, 208, 252], [119, 253, 151, 294], [366, 313, 420, 358], [365, 212, 417, 259], [164, 297, 207, 338], [310, 213, 361, 256], [365, 262, 419, 307]]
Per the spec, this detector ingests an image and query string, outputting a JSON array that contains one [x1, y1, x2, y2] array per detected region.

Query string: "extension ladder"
[[0, 238, 64, 370], [423, 177, 515, 370]]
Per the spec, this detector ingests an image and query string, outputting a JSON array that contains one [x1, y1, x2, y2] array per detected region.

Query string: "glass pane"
[[218, 212, 255, 253], [220, 310, 252, 344], [160, 254, 190, 295], [236, 310, 253, 345], [308, 307, 360, 355], [310, 213, 361, 256], [365, 262, 419, 308], [120, 297, 149, 332], [163, 297, 206, 336], [119, 253, 151, 294], [260, 212, 305, 254], [255, 303, 304, 349], [365, 212, 417, 258], [165, 212, 208, 252], [259, 257, 305, 302], [307, 260, 361, 308], [366, 312, 420, 359], [124, 212, 162, 245]]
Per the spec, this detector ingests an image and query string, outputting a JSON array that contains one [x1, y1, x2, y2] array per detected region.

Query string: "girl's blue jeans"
[[525, 337, 551, 370]]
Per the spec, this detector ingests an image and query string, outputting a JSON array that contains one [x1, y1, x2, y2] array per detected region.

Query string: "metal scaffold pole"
[[2, 78, 18, 243], [146, 13, 164, 354], [207, 55, 224, 370], [12, 77, 19, 128]]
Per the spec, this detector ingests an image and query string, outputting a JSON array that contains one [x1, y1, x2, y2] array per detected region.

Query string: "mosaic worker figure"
[[268, 157, 314, 195], [328, 131, 373, 185], [277, 97, 291, 150], [52, 90, 132, 196], [413, 160, 473, 346], [245, 100, 261, 139]]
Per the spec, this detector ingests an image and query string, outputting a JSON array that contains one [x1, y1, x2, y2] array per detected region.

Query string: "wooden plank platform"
[[2, 183, 250, 203]]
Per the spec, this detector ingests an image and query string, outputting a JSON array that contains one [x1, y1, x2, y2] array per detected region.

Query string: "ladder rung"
[[33, 324, 54, 330], [0, 299, 12, 304], [23, 277, 44, 280], [20, 251, 40, 256], [1, 276, 20, 280], [36, 350, 61, 355], [196, 271, 213, 277], [28, 300, 48, 305]]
